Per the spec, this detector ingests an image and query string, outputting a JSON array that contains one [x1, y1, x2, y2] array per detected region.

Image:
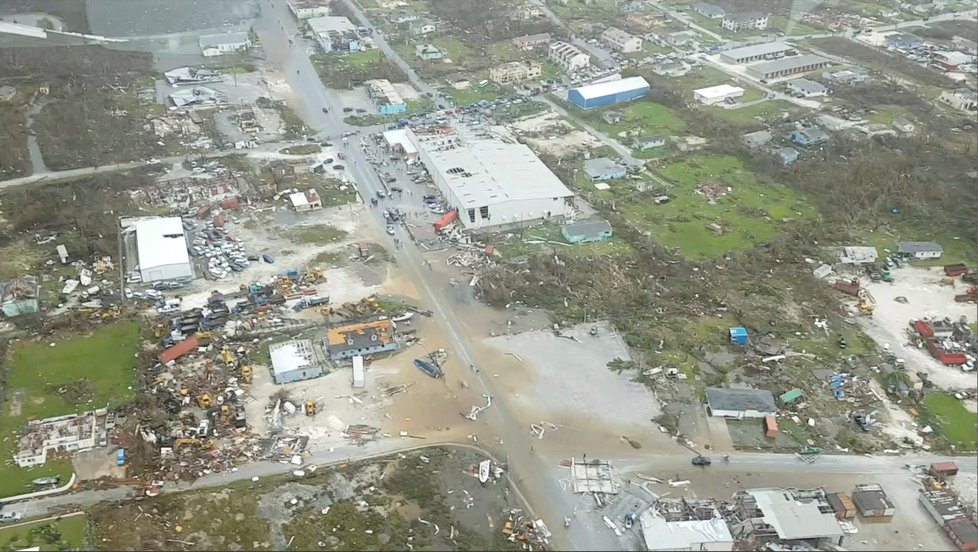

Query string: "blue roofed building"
[[790, 127, 828, 147], [568, 76, 650, 109]]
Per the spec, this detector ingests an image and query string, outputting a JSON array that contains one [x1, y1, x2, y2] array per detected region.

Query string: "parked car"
[[343, 107, 354, 112], [262, 254, 275, 264], [0, 512, 23, 523], [691, 456, 711, 466], [322, 107, 329, 113], [386, 224, 395, 235]]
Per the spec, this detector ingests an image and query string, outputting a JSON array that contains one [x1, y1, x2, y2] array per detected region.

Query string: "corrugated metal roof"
[[721, 41, 793, 60], [748, 54, 830, 74], [571, 76, 649, 100], [135, 217, 191, 272], [160, 337, 199, 364]]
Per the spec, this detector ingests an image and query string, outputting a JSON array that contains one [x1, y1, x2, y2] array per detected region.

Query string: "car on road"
[[262, 254, 275, 264], [386, 224, 396, 235], [0, 512, 23, 523], [322, 107, 329, 113], [343, 107, 354, 112], [376, 190, 387, 198], [691, 456, 711, 466], [333, 164, 344, 170], [390, 186, 403, 193]]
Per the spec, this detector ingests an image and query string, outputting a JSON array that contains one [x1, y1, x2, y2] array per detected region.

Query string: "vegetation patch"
[[286, 224, 348, 245], [312, 50, 406, 89], [0, 515, 87, 551], [924, 393, 978, 450]]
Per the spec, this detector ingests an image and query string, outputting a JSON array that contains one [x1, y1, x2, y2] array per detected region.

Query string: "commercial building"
[[14, 412, 102, 468], [920, 488, 978, 552], [932, 50, 974, 71], [897, 241, 943, 260], [288, 0, 331, 19], [786, 78, 828, 97], [720, 42, 795, 64], [562, 220, 613, 244], [851, 484, 895, 518], [270, 339, 324, 384], [722, 13, 769, 32], [568, 76, 650, 109], [601, 27, 643, 53], [163, 66, 222, 85], [639, 511, 734, 551], [0, 276, 39, 318], [693, 83, 745, 105], [823, 67, 868, 85], [308, 16, 361, 52], [167, 86, 225, 110], [289, 189, 323, 212], [940, 89, 978, 112], [549, 41, 590, 72], [490, 61, 542, 85], [365, 79, 407, 115], [746, 54, 831, 80], [405, 125, 575, 230], [325, 319, 399, 360], [416, 43, 443, 60], [513, 32, 551, 50], [584, 157, 626, 180], [706, 387, 777, 418], [129, 217, 193, 282], [839, 246, 878, 265], [733, 488, 845, 547], [199, 32, 251, 57], [695, 3, 726, 19], [383, 128, 419, 160]]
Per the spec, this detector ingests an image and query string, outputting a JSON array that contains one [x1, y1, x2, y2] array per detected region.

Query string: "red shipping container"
[[944, 264, 969, 277], [915, 320, 935, 338], [214, 214, 225, 228], [764, 416, 779, 438], [159, 337, 199, 364], [221, 198, 241, 210], [434, 209, 458, 231]]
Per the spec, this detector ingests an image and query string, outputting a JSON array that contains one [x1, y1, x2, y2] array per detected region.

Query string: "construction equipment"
[[240, 365, 253, 384], [305, 400, 317, 416], [303, 267, 326, 284], [858, 298, 874, 315], [197, 394, 213, 409], [153, 323, 168, 338], [221, 347, 236, 367], [194, 331, 213, 346], [220, 404, 232, 421], [174, 438, 203, 451]]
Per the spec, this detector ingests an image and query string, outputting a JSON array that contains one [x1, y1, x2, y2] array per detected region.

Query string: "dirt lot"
[[88, 446, 526, 551], [508, 111, 600, 158], [859, 266, 976, 391]]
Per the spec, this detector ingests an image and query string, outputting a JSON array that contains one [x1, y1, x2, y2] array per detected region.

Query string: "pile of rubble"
[[907, 317, 976, 371], [502, 509, 551, 551]]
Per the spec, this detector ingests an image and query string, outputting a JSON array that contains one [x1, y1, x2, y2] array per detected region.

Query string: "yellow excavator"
[[221, 347, 236, 367], [174, 438, 203, 451], [194, 331, 213, 346], [240, 365, 253, 384], [305, 400, 317, 416], [197, 394, 213, 408], [858, 298, 874, 316]]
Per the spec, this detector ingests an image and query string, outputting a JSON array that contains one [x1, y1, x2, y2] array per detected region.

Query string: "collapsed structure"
[[15, 412, 104, 467]]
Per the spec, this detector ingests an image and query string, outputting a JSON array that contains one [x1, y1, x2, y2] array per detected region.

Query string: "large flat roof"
[[748, 54, 830, 74], [269, 339, 316, 376], [134, 217, 191, 270], [571, 76, 649, 100], [199, 32, 249, 48], [748, 489, 844, 540], [722, 41, 793, 60], [694, 84, 745, 98], [639, 511, 733, 550], [412, 127, 573, 208], [383, 128, 418, 155], [308, 15, 355, 34]]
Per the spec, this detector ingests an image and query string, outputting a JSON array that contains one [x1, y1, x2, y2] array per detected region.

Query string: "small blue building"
[[729, 327, 749, 346], [790, 127, 827, 148], [568, 76, 650, 110]]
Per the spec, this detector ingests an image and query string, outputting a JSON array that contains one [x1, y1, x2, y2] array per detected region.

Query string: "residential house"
[[939, 89, 977, 112], [601, 26, 643, 53], [199, 32, 252, 57], [839, 246, 879, 265], [0, 85, 16, 102], [490, 61, 542, 85], [584, 157, 626, 180], [445, 74, 471, 90], [791, 127, 828, 147], [634, 136, 665, 150], [651, 59, 689, 76], [365, 79, 407, 115], [741, 129, 773, 149], [0, 276, 39, 317], [893, 117, 915, 133], [706, 387, 778, 418], [897, 241, 943, 260], [389, 12, 419, 25], [409, 18, 437, 36], [289, 189, 323, 212], [549, 41, 590, 72], [722, 12, 769, 33], [778, 147, 799, 166], [512, 32, 551, 50], [664, 30, 697, 46], [325, 319, 399, 360], [561, 220, 613, 244], [270, 339, 324, 384], [513, 4, 542, 19], [786, 78, 828, 97], [638, 509, 734, 552], [695, 2, 725, 19], [416, 43, 443, 61]]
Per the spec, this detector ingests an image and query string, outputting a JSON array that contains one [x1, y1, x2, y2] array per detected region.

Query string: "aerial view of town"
[[0, 0, 974, 550]]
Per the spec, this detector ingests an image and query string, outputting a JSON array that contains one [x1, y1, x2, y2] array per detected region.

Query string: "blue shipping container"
[[729, 327, 749, 345], [117, 448, 127, 466]]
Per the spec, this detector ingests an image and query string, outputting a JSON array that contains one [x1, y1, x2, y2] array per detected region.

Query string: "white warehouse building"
[[406, 126, 575, 231], [131, 217, 194, 282], [694, 84, 745, 105]]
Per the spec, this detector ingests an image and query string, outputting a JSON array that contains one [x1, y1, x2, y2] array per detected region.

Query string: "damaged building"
[[1, 275, 40, 317], [325, 319, 399, 361], [15, 412, 105, 467], [730, 488, 845, 548], [639, 499, 734, 551], [270, 339, 324, 384]]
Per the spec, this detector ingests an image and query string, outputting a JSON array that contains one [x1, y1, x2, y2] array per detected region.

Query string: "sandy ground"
[[484, 322, 661, 439], [508, 112, 599, 157], [859, 266, 976, 391]]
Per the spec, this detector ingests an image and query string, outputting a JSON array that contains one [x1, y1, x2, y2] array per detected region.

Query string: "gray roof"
[[695, 2, 725, 16], [794, 127, 828, 142], [706, 387, 777, 413], [199, 32, 250, 48], [747, 489, 844, 540], [788, 78, 827, 94], [779, 147, 798, 159], [742, 129, 772, 146], [748, 54, 830, 75], [584, 157, 623, 177], [897, 241, 943, 254], [562, 219, 612, 238], [721, 41, 793, 60], [851, 488, 894, 512]]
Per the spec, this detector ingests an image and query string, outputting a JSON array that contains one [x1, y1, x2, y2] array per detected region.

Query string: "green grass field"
[[710, 100, 795, 126], [1, 322, 141, 497], [0, 515, 87, 551], [589, 101, 688, 142], [925, 393, 978, 450], [287, 224, 348, 245], [621, 155, 816, 258], [445, 83, 506, 106]]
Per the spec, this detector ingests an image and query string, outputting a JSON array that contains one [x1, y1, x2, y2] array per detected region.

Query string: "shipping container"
[[827, 492, 857, 520], [930, 461, 959, 478], [764, 416, 779, 438], [853, 484, 895, 518], [944, 264, 969, 277]]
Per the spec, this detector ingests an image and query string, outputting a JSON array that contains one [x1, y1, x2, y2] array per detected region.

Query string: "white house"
[[722, 13, 769, 32], [839, 246, 878, 265], [786, 78, 828, 97], [897, 241, 943, 260], [199, 32, 252, 57], [288, 0, 331, 19], [601, 27, 643, 53], [549, 41, 590, 72]]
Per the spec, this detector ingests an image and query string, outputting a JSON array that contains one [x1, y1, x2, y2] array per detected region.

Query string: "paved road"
[[528, 0, 614, 68], [647, 0, 724, 41]]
